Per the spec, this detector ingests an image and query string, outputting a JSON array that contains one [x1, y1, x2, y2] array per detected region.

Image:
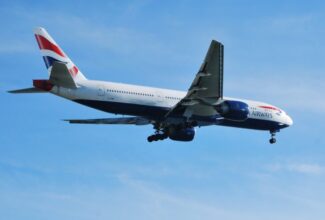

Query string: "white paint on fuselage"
[[51, 79, 293, 127]]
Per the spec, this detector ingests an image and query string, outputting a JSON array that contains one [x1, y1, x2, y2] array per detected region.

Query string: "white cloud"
[[226, 75, 325, 115], [287, 164, 324, 175], [0, 42, 34, 53], [268, 14, 315, 33], [267, 163, 324, 175], [7, 8, 168, 58], [116, 174, 248, 220]]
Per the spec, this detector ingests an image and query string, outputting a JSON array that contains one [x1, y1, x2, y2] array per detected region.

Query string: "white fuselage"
[[50, 79, 293, 130]]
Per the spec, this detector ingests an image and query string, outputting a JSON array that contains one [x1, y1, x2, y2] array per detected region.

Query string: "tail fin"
[[34, 27, 87, 81]]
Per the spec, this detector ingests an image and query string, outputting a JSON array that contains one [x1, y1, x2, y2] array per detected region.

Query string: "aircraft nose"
[[286, 115, 293, 126]]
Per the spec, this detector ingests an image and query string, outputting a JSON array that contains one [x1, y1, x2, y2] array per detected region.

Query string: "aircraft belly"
[[73, 99, 169, 118], [219, 118, 288, 130], [190, 105, 217, 116]]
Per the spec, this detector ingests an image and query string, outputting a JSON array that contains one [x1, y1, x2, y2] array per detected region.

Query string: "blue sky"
[[1, 1, 325, 219]]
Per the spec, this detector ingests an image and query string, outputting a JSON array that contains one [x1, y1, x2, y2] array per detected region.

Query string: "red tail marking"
[[33, 79, 54, 91], [69, 66, 79, 77], [35, 35, 65, 57]]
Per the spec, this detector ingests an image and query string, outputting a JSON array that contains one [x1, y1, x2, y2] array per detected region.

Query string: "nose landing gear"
[[269, 130, 278, 144]]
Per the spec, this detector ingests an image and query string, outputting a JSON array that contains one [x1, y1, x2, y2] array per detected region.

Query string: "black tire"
[[269, 138, 276, 144], [147, 136, 153, 142]]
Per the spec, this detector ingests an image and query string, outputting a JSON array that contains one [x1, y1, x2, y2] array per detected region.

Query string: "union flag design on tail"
[[34, 27, 86, 80]]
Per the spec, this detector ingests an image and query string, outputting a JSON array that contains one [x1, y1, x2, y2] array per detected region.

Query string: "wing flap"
[[189, 40, 224, 100]]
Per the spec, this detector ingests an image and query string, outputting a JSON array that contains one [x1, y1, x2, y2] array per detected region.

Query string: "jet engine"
[[168, 127, 195, 142], [215, 100, 249, 121]]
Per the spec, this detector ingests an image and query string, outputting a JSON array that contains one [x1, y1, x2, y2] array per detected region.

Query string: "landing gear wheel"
[[269, 138, 276, 144], [147, 131, 168, 142], [269, 130, 278, 144], [147, 136, 154, 142]]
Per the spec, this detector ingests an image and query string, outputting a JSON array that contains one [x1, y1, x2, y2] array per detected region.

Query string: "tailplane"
[[9, 27, 87, 94]]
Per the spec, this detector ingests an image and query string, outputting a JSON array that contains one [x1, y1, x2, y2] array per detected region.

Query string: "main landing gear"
[[147, 131, 168, 142], [269, 130, 278, 144]]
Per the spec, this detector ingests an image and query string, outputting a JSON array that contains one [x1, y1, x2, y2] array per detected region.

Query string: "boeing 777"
[[9, 27, 293, 144]]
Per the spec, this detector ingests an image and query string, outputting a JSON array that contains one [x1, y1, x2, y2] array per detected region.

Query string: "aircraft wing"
[[166, 40, 224, 118], [64, 116, 151, 125]]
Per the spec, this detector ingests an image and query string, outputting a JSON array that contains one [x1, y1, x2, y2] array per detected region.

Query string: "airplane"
[[9, 27, 293, 144]]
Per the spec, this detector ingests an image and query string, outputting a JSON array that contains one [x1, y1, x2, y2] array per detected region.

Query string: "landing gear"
[[147, 131, 168, 142], [269, 130, 278, 144], [269, 137, 276, 144]]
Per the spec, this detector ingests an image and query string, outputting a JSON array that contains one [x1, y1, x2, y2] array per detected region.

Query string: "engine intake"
[[216, 100, 249, 121]]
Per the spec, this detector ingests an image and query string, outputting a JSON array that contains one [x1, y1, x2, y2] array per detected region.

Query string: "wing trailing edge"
[[64, 117, 151, 125]]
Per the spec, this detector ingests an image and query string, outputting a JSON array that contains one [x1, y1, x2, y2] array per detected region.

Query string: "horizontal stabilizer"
[[64, 117, 151, 125], [8, 87, 48, 94]]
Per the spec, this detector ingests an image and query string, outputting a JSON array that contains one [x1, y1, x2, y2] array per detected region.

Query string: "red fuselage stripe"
[[259, 105, 280, 112]]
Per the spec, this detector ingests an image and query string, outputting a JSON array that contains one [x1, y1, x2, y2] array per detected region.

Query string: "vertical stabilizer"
[[34, 27, 87, 82]]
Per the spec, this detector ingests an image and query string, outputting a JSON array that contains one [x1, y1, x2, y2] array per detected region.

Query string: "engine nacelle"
[[215, 100, 249, 121], [168, 127, 195, 142]]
